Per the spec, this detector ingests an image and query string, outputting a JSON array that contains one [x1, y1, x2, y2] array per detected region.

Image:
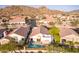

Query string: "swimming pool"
[[28, 43, 44, 48]]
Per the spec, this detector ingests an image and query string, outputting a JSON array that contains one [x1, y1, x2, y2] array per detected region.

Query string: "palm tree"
[[19, 17, 37, 52]]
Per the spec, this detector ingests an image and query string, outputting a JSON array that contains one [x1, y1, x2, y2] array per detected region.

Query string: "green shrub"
[[49, 26, 60, 43]]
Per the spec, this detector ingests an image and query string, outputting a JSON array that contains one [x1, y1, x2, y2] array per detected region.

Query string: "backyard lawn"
[[0, 40, 18, 52]]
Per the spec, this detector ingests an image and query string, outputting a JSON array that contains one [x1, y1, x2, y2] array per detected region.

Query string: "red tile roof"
[[14, 26, 30, 37], [30, 26, 49, 36], [59, 27, 79, 37]]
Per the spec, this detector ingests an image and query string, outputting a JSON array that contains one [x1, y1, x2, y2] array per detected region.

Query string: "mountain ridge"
[[0, 6, 64, 17]]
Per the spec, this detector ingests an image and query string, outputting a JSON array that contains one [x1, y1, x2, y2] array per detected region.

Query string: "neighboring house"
[[59, 27, 79, 43], [55, 23, 75, 29], [0, 29, 7, 39], [37, 14, 54, 27], [30, 26, 53, 45], [9, 16, 27, 28], [8, 26, 30, 43]]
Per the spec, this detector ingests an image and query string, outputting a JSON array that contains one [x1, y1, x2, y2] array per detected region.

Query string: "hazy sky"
[[0, 5, 79, 11]]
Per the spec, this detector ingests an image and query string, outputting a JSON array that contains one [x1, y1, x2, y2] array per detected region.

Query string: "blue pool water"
[[28, 43, 43, 48]]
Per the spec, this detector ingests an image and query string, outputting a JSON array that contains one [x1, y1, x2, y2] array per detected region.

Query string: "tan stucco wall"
[[8, 33, 25, 42], [60, 34, 79, 43]]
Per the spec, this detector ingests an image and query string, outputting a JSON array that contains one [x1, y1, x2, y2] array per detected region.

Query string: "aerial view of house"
[[30, 26, 53, 45], [8, 26, 30, 43], [0, 5, 79, 53]]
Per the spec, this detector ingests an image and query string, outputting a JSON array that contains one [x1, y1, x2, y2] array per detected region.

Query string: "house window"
[[37, 39, 41, 42], [28, 38, 33, 44], [30, 38, 33, 43], [22, 38, 25, 41], [43, 35, 50, 38], [13, 36, 18, 41]]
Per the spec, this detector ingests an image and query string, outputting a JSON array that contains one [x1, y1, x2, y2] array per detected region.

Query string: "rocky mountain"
[[0, 6, 64, 17], [68, 10, 79, 15], [70, 10, 79, 13], [38, 6, 63, 15]]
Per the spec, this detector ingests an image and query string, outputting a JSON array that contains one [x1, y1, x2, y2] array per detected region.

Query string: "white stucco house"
[[30, 26, 53, 45], [8, 26, 30, 43]]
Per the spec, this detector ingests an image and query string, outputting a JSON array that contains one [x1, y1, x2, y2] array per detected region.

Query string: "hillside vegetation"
[[0, 6, 64, 17]]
